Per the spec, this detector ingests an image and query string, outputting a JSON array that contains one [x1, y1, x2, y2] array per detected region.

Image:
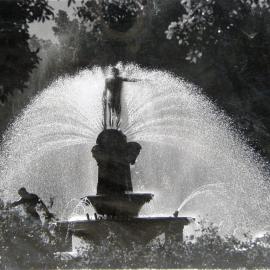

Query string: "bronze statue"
[[10, 187, 54, 224], [103, 67, 137, 129]]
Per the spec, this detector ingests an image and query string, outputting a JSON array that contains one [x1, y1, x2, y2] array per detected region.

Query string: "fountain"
[[1, 64, 270, 243], [54, 68, 193, 250]]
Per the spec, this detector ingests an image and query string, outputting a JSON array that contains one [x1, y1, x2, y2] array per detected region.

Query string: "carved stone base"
[[82, 193, 153, 217]]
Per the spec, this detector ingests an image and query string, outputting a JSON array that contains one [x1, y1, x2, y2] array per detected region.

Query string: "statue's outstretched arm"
[[10, 198, 24, 207], [122, 77, 140, 82]]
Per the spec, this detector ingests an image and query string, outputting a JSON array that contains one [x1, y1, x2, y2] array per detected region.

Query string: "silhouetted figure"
[[10, 187, 54, 225], [92, 129, 141, 195], [103, 67, 138, 129]]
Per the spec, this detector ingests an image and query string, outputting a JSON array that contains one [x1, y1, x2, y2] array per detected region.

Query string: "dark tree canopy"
[[52, 10, 102, 74], [68, 0, 147, 33], [166, 0, 270, 63], [0, 0, 53, 103], [164, 0, 270, 156]]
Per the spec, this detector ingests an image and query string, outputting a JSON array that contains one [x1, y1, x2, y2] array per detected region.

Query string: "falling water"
[[1, 64, 270, 234]]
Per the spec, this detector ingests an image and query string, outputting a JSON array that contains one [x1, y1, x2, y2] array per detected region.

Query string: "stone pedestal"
[[92, 129, 141, 195]]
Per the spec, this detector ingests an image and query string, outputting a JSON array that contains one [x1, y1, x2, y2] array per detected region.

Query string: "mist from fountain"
[[1, 64, 270, 235]]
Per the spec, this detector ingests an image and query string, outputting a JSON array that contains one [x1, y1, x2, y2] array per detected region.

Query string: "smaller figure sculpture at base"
[[10, 187, 54, 226]]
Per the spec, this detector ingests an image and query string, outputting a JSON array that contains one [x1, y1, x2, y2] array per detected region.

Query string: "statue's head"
[[111, 67, 120, 77], [18, 187, 28, 197]]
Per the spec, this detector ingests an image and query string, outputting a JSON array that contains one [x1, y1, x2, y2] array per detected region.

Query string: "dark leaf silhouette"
[[0, 0, 53, 103]]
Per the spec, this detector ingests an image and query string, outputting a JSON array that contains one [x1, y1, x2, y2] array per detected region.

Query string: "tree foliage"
[[0, 0, 53, 103], [52, 10, 104, 73], [166, 0, 270, 63], [69, 0, 147, 33], [163, 0, 270, 155], [0, 209, 57, 269]]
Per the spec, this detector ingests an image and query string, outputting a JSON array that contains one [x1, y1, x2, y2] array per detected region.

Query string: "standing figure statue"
[[103, 67, 138, 129]]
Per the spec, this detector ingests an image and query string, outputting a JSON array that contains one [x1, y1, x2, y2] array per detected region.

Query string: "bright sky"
[[29, 0, 78, 42]]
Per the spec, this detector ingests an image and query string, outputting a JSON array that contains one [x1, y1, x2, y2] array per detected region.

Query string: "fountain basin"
[[82, 193, 153, 217], [55, 216, 193, 251]]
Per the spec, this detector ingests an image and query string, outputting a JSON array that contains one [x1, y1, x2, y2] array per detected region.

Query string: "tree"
[[166, 0, 270, 64], [0, 0, 53, 103], [68, 0, 147, 33], [52, 10, 104, 74], [165, 0, 270, 157]]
